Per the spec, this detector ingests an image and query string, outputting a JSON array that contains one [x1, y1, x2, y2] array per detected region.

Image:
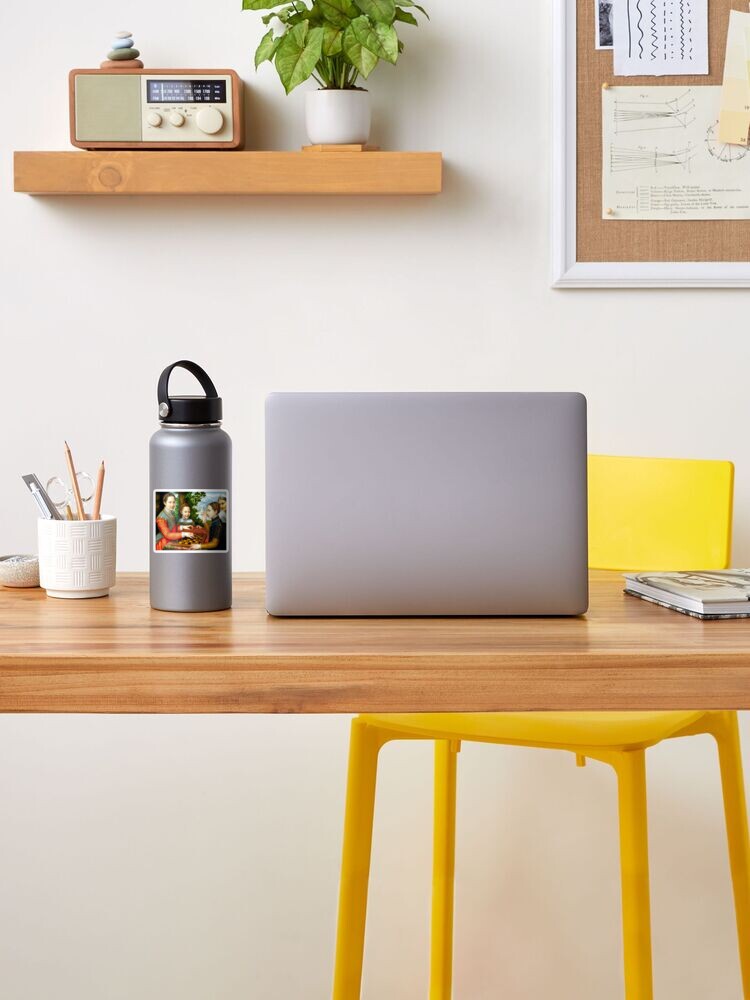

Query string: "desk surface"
[[1, 572, 749, 713]]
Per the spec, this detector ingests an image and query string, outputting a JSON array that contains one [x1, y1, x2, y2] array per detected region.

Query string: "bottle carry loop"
[[157, 360, 222, 424]]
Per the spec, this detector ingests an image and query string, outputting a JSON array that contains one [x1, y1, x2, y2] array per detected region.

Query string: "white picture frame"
[[551, 0, 750, 288]]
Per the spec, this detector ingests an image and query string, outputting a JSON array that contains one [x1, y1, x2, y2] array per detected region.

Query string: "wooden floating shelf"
[[13, 149, 442, 196]]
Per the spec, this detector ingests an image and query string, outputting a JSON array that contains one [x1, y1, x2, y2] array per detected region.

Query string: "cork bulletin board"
[[552, 0, 750, 287]]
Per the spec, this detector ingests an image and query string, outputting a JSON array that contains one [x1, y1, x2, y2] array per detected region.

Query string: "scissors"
[[46, 471, 95, 517]]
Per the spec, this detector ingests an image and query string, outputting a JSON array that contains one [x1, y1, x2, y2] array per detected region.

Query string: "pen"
[[28, 483, 55, 519], [21, 474, 61, 520]]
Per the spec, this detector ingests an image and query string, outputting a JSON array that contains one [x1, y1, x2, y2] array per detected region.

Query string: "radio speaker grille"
[[75, 75, 141, 142]]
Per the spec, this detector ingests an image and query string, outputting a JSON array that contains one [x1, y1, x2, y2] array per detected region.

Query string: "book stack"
[[624, 570, 750, 620]]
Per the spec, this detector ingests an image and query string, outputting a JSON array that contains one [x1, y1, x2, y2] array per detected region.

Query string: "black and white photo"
[[596, 0, 613, 48]]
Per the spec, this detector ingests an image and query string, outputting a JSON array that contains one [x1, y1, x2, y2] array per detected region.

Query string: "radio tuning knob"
[[168, 111, 185, 127], [196, 107, 224, 135], [147, 111, 163, 127]]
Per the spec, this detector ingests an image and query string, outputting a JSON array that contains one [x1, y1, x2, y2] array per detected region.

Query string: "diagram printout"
[[602, 86, 750, 220], [613, 0, 708, 76]]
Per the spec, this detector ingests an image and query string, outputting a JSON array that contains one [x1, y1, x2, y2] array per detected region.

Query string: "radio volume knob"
[[196, 107, 224, 135], [168, 111, 185, 127], [147, 112, 163, 127]]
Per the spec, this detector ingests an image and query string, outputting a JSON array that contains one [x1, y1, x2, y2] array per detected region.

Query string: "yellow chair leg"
[[430, 740, 459, 1000], [713, 712, 750, 998], [614, 749, 654, 1000], [333, 719, 388, 1000]]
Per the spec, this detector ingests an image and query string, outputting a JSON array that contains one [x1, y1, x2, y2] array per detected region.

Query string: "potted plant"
[[242, 0, 428, 145]]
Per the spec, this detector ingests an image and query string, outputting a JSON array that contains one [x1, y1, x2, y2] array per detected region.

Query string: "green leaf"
[[262, 3, 309, 22], [394, 0, 428, 16], [394, 7, 417, 25], [342, 22, 379, 76], [255, 28, 283, 67], [275, 22, 325, 92], [354, 0, 396, 23], [373, 20, 399, 60], [317, 0, 358, 28], [262, 4, 290, 21], [242, 0, 286, 9], [321, 24, 344, 55], [350, 15, 398, 63]]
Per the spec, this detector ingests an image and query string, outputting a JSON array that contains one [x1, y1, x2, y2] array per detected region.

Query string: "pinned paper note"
[[613, 0, 708, 76], [602, 86, 750, 220], [718, 9, 750, 146]]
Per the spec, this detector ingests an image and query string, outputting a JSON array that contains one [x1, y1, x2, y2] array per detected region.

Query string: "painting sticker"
[[154, 489, 229, 552]]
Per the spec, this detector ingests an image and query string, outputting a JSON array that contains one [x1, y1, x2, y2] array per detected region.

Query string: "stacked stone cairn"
[[100, 31, 143, 69]]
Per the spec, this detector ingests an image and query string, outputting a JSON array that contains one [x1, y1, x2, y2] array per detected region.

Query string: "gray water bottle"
[[149, 361, 232, 612]]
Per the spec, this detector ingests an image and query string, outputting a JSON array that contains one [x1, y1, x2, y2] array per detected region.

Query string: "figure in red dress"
[[155, 493, 194, 550]]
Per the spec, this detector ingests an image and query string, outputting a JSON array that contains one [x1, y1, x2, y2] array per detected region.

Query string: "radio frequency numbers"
[[146, 79, 227, 103]]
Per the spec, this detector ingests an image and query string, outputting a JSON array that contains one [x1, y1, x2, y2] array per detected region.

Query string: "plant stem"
[[312, 49, 362, 90]]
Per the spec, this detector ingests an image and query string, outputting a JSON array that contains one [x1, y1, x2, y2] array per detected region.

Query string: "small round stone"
[[108, 47, 140, 60], [100, 58, 144, 68], [115, 30, 133, 39], [111, 37, 134, 49], [0, 555, 39, 588]]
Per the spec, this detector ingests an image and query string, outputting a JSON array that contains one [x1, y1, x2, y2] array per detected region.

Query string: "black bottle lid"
[[157, 361, 223, 424]]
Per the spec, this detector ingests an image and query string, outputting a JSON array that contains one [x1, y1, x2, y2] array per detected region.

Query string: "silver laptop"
[[265, 392, 588, 616]]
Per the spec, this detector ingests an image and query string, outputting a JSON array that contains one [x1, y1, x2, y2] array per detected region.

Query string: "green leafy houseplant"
[[242, 0, 428, 94]]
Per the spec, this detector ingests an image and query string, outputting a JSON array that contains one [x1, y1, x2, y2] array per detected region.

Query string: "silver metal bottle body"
[[149, 423, 232, 612]]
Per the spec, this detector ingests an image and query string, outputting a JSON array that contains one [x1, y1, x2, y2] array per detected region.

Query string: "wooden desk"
[[1, 571, 749, 713]]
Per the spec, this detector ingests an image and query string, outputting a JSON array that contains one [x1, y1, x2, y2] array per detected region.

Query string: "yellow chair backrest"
[[588, 455, 734, 572]]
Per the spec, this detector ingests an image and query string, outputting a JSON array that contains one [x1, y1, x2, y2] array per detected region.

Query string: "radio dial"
[[168, 111, 185, 127], [147, 111, 162, 127], [196, 107, 224, 135]]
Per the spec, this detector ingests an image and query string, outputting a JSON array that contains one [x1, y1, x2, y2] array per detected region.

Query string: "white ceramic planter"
[[38, 515, 117, 599], [305, 89, 371, 145]]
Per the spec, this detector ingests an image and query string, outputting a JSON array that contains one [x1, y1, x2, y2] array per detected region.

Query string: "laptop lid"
[[265, 392, 588, 616]]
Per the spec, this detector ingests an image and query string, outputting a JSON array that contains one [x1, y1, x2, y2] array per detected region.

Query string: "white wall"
[[1, 2, 748, 998]]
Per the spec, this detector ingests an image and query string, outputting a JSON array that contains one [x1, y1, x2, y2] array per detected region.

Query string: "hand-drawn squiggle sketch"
[[613, 0, 708, 75]]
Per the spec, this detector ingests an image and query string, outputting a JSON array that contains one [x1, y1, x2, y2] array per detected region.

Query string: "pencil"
[[64, 440, 86, 521], [92, 461, 105, 520]]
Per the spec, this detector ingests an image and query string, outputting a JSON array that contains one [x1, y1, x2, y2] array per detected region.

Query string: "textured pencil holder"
[[37, 516, 117, 599]]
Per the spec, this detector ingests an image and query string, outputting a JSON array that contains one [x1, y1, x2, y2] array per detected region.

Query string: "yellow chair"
[[332, 455, 749, 1000]]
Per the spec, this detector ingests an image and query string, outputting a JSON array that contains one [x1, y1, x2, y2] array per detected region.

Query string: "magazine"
[[624, 570, 750, 620]]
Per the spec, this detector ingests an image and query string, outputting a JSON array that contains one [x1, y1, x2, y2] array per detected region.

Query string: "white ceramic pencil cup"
[[37, 516, 117, 599]]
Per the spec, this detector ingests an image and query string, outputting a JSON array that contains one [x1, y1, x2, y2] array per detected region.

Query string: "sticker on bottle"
[[154, 490, 229, 552]]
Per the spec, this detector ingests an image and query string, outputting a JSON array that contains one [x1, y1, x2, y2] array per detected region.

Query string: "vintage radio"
[[69, 69, 244, 150]]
